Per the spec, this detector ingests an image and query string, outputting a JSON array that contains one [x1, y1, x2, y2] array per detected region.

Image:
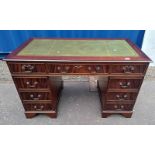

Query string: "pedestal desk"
[[4, 38, 152, 118]]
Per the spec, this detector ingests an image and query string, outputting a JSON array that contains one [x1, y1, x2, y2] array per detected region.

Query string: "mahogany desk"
[[4, 38, 152, 118]]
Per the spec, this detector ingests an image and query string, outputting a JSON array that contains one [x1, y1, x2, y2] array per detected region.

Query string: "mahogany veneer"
[[4, 38, 152, 118]]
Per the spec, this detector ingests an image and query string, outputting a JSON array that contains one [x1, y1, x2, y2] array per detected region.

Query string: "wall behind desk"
[[0, 30, 145, 58], [142, 30, 155, 66]]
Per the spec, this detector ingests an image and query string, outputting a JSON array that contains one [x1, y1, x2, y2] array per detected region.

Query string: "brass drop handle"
[[122, 66, 135, 73], [26, 81, 38, 88], [119, 81, 131, 88], [30, 94, 42, 100], [116, 94, 128, 100], [33, 105, 44, 111], [73, 65, 82, 73], [22, 64, 35, 73], [74, 65, 82, 69]]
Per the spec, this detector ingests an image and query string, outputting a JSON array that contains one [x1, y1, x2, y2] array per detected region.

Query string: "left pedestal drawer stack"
[[7, 62, 63, 118]]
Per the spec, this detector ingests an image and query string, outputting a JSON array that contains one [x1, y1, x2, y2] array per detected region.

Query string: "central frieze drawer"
[[8, 62, 46, 74], [109, 64, 147, 74], [20, 92, 51, 101], [47, 63, 108, 74], [13, 77, 49, 89]]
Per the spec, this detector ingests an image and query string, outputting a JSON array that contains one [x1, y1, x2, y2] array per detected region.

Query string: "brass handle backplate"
[[33, 105, 44, 111], [119, 81, 131, 88], [116, 94, 128, 100], [122, 66, 135, 73], [22, 64, 35, 73], [30, 94, 42, 100], [26, 81, 38, 88]]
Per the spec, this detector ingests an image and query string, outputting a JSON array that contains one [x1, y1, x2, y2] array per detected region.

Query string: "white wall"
[[142, 30, 155, 66]]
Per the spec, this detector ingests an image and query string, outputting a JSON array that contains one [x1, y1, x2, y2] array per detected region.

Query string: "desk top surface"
[[5, 38, 152, 62]]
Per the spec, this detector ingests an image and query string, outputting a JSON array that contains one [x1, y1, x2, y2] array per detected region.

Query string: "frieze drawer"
[[108, 78, 142, 90], [109, 64, 147, 74], [47, 63, 108, 74], [8, 62, 46, 74]]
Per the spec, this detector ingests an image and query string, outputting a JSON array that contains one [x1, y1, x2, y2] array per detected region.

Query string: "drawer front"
[[103, 104, 133, 111], [24, 103, 53, 111], [47, 63, 108, 74], [20, 92, 51, 101], [108, 79, 141, 89], [14, 77, 49, 89], [8, 63, 46, 74], [106, 92, 137, 101], [110, 64, 147, 74]]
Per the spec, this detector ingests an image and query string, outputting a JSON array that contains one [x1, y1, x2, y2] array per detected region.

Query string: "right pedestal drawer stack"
[[99, 63, 149, 118]]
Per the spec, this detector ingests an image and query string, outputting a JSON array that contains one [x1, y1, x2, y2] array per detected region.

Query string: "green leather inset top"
[[18, 39, 138, 57]]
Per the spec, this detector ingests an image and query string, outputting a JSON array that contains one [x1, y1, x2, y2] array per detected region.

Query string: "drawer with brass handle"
[[21, 64, 35, 73], [24, 104, 53, 111], [103, 104, 134, 111], [106, 92, 137, 101], [110, 64, 147, 74], [108, 78, 142, 90], [13, 77, 49, 89], [20, 92, 51, 101], [8, 62, 46, 74]]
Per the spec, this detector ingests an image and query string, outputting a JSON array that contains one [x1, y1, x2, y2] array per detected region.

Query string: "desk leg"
[[101, 111, 133, 118], [46, 112, 57, 118], [25, 113, 37, 118], [102, 113, 111, 118], [121, 112, 133, 118], [25, 112, 57, 118]]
